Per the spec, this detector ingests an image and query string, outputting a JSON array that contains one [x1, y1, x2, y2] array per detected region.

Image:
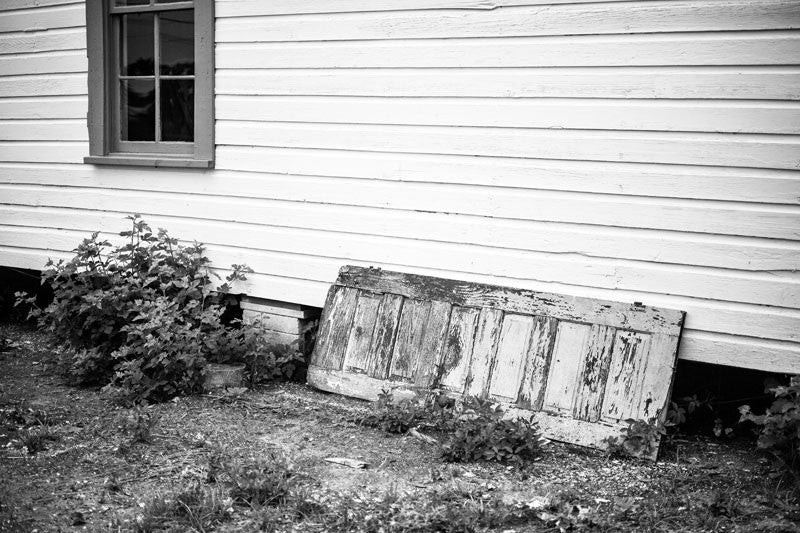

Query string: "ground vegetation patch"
[[1, 323, 799, 532]]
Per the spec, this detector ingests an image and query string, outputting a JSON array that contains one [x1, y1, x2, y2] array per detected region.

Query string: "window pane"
[[121, 79, 155, 141], [156, 0, 190, 3], [117, 0, 150, 5], [120, 13, 154, 76], [160, 10, 194, 75], [161, 80, 194, 142]]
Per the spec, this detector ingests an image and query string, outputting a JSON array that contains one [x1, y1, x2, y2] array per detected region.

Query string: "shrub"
[[358, 389, 431, 434], [223, 450, 296, 508], [739, 382, 800, 484], [17, 215, 297, 405], [602, 418, 667, 459], [360, 392, 541, 464], [439, 396, 541, 463]]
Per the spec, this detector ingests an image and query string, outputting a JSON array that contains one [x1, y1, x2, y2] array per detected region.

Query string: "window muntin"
[[85, 0, 213, 167], [112, 2, 194, 152]]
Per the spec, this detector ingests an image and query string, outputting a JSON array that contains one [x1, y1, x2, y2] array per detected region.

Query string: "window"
[[85, 0, 213, 168]]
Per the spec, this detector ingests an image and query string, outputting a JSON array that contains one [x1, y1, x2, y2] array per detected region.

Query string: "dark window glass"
[[161, 80, 194, 142], [121, 79, 155, 141], [160, 10, 194, 75], [120, 13, 154, 76], [156, 0, 188, 3], [116, 0, 150, 5]]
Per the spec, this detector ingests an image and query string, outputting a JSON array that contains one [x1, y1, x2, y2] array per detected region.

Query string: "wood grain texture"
[[312, 286, 358, 370], [572, 325, 616, 422], [0, 73, 86, 97], [438, 306, 480, 393], [217, 121, 800, 171], [215, 33, 800, 69], [341, 291, 382, 374], [2, 168, 798, 274], [0, 3, 84, 33], [216, 67, 800, 101], [336, 266, 684, 334], [216, 1, 800, 42], [307, 267, 681, 456], [5, 164, 799, 242], [389, 298, 432, 382], [601, 331, 652, 423], [0, 119, 86, 141], [518, 316, 559, 410], [0, 1, 83, 12], [413, 300, 452, 388], [488, 314, 534, 403], [0, 51, 86, 76], [542, 322, 592, 415], [216, 0, 660, 18], [216, 95, 800, 135], [367, 293, 404, 379], [1, 0, 797, 381], [213, 146, 800, 206], [464, 307, 503, 397], [2, 200, 796, 318], [0, 27, 84, 54], [0, 97, 86, 119]]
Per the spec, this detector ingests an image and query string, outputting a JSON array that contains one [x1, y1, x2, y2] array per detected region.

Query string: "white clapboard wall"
[[0, 0, 798, 373], [308, 266, 686, 457]]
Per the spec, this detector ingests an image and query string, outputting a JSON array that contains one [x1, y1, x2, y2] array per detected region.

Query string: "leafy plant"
[[223, 450, 296, 508], [19, 427, 58, 455], [132, 483, 232, 533], [1, 401, 54, 428], [359, 389, 430, 434], [360, 392, 541, 464], [439, 396, 541, 463], [126, 405, 160, 444], [603, 418, 666, 459], [16, 215, 295, 405], [739, 382, 800, 484]]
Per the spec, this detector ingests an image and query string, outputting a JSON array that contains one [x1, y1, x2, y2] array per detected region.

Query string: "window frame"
[[85, 0, 214, 168]]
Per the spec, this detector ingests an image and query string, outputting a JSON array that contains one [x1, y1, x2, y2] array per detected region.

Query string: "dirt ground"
[[1, 322, 798, 532]]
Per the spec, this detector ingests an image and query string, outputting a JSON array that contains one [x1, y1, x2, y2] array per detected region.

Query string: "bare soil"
[[1, 322, 798, 532]]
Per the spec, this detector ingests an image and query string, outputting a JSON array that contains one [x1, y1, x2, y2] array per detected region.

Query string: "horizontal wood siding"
[[0, 0, 798, 373]]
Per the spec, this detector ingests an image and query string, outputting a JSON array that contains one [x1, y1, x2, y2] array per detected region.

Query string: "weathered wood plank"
[[311, 285, 359, 370], [307, 365, 419, 403], [601, 331, 652, 423], [389, 299, 433, 382], [215, 34, 800, 69], [216, 67, 800, 101], [337, 266, 684, 335], [216, 95, 800, 135], [636, 334, 680, 422], [341, 291, 382, 374], [438, 306, 480, 393], [413, 300, 452, 388], [572, 325, 616, 422], [216, 0, 800, 43], [215, 0, 663, 18], [542, 322, 592, 415], [489, 314, 534, 403], [217, 121, 800, 171], [465, 307, 503, 397], [366, 293, 404, 379], [517, 316, 559, 410]]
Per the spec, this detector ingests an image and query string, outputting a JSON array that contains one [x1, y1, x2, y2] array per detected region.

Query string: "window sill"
[[84, 155, 212, 169]]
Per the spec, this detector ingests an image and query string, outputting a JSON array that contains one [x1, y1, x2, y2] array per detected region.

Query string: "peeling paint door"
[[308, 266, 685, 458]]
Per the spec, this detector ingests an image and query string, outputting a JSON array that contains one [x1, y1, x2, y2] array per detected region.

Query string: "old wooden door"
[[308, 266, 685, 456]]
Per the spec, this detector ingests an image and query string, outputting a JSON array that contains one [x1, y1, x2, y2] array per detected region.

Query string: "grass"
[[1, 322, 799, 532]]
